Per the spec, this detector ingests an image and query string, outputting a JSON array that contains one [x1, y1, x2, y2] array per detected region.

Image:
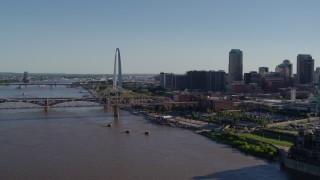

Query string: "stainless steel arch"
[[113, 48, 122, 92]]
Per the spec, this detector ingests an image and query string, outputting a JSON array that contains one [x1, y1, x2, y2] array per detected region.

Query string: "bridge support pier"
[[44, 106, 50, 112], [104, 98, 109, 112], [104, 105, 109, 111], [113, 105, 119, 117], [44, 98, 50, 112]]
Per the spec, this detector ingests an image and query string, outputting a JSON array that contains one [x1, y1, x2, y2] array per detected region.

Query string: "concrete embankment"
[[283, 158, 320, 177], [129, 110, 213, 131]]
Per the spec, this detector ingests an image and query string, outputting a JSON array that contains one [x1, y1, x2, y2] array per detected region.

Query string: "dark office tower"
[[275, 60, 292, 87], [244, 73, 251, 84], [159, 72, 174, 89], [259, 67, 269, 74], [186, 70, 208, 91], [228, 49, 243, 83], [174, 74, 188, 91], [207, 70, 226, 92], [297, 54, 314, 84]]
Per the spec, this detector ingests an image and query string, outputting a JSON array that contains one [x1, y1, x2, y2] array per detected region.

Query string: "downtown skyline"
[[1, 0, 320, 74]]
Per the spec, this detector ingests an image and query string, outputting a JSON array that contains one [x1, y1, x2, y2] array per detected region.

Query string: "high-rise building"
[[159, 72, 174, 89], [228, 49, 243, 83], [259, 67, 269, 74], [297, 54, 314, 84], [174, 74, 188, 91], [160, 70, 226, 92], [186, 70, 208, 91], [314, 67, 320, 84], [186, 70, 226, 92], [207, 70, 226, 92], [275, 60, 292, 87]]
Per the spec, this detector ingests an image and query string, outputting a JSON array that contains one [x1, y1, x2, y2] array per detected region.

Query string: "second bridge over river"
[[0, 97, 196, 116]]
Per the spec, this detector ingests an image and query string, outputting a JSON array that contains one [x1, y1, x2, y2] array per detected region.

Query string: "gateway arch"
[[113, 48, 122, 93]]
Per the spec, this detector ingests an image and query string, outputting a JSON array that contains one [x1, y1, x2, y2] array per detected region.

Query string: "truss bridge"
[[0, 96, 172, 109]]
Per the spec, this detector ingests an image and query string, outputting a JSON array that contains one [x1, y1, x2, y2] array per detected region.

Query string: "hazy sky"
[[1, 0, 319, 74]]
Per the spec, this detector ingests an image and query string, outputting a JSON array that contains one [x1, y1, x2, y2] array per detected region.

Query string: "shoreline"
[[123, 107, 281, 161]]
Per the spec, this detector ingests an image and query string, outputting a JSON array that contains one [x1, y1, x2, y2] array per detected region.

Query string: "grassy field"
[[241, 133, 294, 147], [200, 131, 279, 159]]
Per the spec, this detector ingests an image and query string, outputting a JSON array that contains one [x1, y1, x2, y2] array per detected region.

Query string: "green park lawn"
[[241, 133, 294, 147]]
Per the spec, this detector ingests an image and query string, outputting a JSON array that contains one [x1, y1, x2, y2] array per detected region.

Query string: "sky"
[[0, 0, 320, 74]]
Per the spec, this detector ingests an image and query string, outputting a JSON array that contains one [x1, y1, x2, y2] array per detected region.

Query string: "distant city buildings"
[[275, 60, 292, 87], [314, 67, 320, 84], [228, 49, 243, 83], [297, 54, 314, 84], [259, 67, 269, 74], [160, 72, 174, 89], [159, 70, 226, 92], [244, 71, 260, 85], [158, 51, 318, 99], [261, 72, 285, 93], [22, 71, 30, 83], [199, 97, 234, 111], [155, 50, 320, 115]]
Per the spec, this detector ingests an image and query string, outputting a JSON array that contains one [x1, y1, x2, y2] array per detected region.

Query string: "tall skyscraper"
[[297, 54, 314, 84], [275, 60, 292, 87], [228, 49, 243, 83]]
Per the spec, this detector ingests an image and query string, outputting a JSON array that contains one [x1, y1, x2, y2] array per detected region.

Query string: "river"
[[0, 85, 316, 179]]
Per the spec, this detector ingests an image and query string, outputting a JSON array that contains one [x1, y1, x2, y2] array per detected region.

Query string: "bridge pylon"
[[44, 98, 50, 112], [103, 97, 110, 111], [113, 105, 119, 117]]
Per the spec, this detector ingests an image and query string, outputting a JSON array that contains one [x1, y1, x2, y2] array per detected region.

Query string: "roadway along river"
[[0, 85, 316, 179]]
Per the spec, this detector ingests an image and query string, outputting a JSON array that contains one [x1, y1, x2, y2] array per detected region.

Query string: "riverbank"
[[200, 131, 279, 160], [137, 111, 211, 131], [125, 108, 284, 161], [140, 113, 198, 130]]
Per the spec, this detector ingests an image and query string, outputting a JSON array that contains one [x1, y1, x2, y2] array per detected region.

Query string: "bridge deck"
[[10, 83, 74, 86], [0, 97, 196, 109]]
